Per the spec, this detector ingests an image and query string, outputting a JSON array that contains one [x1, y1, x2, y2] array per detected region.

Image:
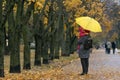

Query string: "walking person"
[[106, 41, 111, 54], [111, 41, 116, 54], [105, 42, 107, 53], [77, 27, 92, 75]]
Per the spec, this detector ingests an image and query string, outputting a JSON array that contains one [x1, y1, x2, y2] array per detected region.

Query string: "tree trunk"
[[0, 0, 5, 77], [22, 25, 31, 69], [70, 35, 77, 53], [33, 0, 49, 65], [64, 23, 71, 56], [9, 0, 24, 73], [33, 14, 42, 66], [4, 27, 9, 55], [34, 35, 42, 66], [69, 27, 75, 54], [10, 26, 21, 73], [54, 33, 60, 59], [49, 34, 55, 60], [54, 0, 64, 59], [6, 0, 15, 56], [65, 36, 71, 56], [0, 23, 5, 77], [22, 2, 34, 70], [59, 15, 65, 56], [8, 11, 15, 58], [42, 34, 49, 64], [48, 0, 55, 60]]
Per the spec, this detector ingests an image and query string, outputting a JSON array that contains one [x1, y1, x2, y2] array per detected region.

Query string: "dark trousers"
[[112, 48, 115, 54], [107, 48, 111, 54], [105, 48, 108, 53], [80, 58, 89, 74]]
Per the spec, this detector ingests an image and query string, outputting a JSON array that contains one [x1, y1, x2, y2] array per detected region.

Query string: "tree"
[[0, 0, 15, 77], [9, 0, 24, 73], [0, 0, 5, 77], [54, 0, 64, 58], [103, 0, 120, 46], [33, 0, 49, 65], [22, 1, 35, 69], [48, 0, 56, 60]]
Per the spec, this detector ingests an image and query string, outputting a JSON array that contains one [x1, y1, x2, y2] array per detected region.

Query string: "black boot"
[[80, 73, 85, 75]]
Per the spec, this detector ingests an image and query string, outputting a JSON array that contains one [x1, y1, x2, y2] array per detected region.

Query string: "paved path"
[[2, 49, 120, 80], [62, 49, 120, 80]]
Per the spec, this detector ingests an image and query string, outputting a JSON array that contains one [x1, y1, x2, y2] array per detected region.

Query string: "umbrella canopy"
[[75, 16, 102, 32]]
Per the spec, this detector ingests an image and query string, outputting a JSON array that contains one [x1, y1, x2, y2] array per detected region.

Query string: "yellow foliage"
[[75, 6, 87, 17], [34, 1, 43, 10], [73, 25, 79, 35], [64, 24, 67, 31], [64, 0, 82, 11], [13, 4, 17, 12], [88, 2, 104, 18], [110, 32, 118, 41], [44, 17, 48, 24], [33, 0, 45, 13], [27, 0, 35, 2], [102, 17, 112, 32]]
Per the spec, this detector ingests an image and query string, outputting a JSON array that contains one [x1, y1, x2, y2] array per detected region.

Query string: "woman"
[[77, 27, 92, 75]]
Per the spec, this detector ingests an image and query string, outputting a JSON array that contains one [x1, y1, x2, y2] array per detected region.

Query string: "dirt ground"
[[1, 49, 120, 80]]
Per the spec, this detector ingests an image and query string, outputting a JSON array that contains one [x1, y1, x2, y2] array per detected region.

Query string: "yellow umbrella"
[[75, 16, 102, 32]]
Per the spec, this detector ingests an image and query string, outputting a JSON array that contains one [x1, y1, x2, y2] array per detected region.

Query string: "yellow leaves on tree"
[[88, 2, 104, 19], [110, 32, 118, 41], [35, 2, 43, 9], [34, 1, 43, 12], [102, 17, 112, 32], [64, 0, 82, 12], [27, 0, 35, 2], [75, 6, 87, 17], [27, 0, 36, 6], [73, 23, 79, 36]]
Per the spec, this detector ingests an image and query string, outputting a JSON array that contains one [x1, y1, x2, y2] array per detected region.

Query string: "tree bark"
[[0, 0, 5, 77], [54, 0, 64, 59], [33, 14, 42, 66], [9, 0, 24, 73], [42, 32, 49, 64], [22, 1, 34, 70], [33, 0, 49, 66], [48, 0, 55, 60], [22, 25, 31, 69]]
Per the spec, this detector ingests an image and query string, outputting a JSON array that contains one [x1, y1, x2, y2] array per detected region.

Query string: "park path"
[[61, 49, 120, 80], [1, 49, 120, 80]]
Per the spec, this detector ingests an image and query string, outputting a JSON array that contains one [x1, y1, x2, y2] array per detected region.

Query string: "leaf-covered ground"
[[1, 49, 120, 80]]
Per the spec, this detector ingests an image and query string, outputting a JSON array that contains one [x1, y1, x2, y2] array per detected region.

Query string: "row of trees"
[[103, 0, 120, 47], [0, 0, 118, 77]]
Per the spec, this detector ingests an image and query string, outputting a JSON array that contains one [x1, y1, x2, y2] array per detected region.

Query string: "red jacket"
[[79, 27, 90, 37], [77, 27, 90, 50]]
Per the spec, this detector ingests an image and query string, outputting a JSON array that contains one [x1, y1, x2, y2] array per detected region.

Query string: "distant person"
[[106, 41, 111, 54], [95, 44, 100, 49], [111, 41, 116, 54], [77, 27, 92, 75], [105, 42, 108, 53]]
